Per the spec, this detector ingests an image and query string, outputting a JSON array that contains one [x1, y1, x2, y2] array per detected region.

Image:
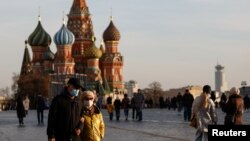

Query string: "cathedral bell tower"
[[67, 0, 95, 73], [100, 17, 124, 91]]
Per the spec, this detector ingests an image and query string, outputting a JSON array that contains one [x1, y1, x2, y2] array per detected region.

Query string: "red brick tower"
[[67, 0, 94, 73], [100, 17, 124, 91]]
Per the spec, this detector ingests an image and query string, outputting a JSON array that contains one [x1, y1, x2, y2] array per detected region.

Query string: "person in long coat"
[[47, 77, 83, 141], [16, 95, 26, 126], [223, 87, 244, 125]]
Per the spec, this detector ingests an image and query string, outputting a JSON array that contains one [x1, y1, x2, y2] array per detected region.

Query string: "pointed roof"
[[20, 40, 32, 75], [73, 0, 87, 8], [103, 17, 121, 42], [28, 15, 51, 47], [70, 0, 89, 15]]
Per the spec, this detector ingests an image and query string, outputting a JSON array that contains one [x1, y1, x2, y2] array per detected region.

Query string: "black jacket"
[[47, 87, 82, 141]]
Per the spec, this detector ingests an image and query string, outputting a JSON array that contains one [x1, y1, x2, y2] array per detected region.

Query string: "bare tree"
[[18, 73, 51, 108], [11, 72, 19, 96], [148, 81, 164, 107]]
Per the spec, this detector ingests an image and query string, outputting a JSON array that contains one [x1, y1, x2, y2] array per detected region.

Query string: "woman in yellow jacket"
[[76, 91, 105, 141]]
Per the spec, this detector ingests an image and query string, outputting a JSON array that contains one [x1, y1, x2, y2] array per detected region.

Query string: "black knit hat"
[[67, 77, 82, 89]]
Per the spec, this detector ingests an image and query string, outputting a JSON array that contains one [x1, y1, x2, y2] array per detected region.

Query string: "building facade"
[[20, 0, 125, 96]]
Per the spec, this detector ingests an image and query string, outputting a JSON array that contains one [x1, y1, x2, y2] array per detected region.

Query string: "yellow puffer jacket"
[[81, 106, 105, 141]]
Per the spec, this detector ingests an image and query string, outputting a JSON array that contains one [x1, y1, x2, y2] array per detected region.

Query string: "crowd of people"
[[13, 76, 250, 141]]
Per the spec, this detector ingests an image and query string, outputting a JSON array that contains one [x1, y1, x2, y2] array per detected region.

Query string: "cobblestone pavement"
[[0, 108, 250, 141]]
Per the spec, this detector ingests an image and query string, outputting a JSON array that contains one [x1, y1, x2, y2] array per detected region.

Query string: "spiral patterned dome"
[[103, 19, 120, 42], [84, 41, 102, 59], [54, 23, 75, 45], [28, 20, 51, 47]]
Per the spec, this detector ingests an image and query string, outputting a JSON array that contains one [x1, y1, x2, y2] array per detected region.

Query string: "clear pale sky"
[[0, 0, 249, 91]]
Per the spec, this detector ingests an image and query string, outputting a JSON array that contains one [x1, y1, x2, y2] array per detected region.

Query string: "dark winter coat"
[[182, 92, 194, 108], [16, 96, 25, 118], [36, 95, 46, 110], [47, 87, 82, 141], [223, 94, 244, 125]]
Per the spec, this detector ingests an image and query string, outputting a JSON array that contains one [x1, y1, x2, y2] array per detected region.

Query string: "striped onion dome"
[[103, 17, 120, 42], [84, 40, 102, 59], [28, 18, 51, 47], [54, 22, 75, 46]]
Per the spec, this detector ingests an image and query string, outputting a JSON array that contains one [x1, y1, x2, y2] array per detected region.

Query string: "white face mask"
[[84, 99, 94, 108]]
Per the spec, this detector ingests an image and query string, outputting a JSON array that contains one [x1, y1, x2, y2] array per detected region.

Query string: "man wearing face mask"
[[47, 77, 83, 141], [76, 90, 105, 141]]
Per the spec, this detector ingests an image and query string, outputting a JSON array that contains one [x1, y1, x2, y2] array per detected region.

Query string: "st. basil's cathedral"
[[20, 0, 124, 95]]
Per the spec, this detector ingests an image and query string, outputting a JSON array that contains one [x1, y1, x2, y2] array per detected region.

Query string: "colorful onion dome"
[[84, 39, 102, 59], [28, 17, 51, 47], [54, 22, 75, 45], [103, 17, 120, 42], [43, 47, 55, 61]]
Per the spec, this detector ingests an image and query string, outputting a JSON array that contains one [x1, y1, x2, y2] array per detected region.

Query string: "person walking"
[[22, 95, 30, 115], [131, 93, 137, 120], [47, 77, 83, 141], [36, 94, 46, 125], [219, 92, 227, 110], [223, 87, 244, 125], [122, 94, 130, 120], [191, 85, 217, 141], [134, 89, 145, 121], [76, 90, 105, 141], [106, 96, 114, 121], [16, 95, 26, 126], [176, 92, 183, 113], [182, 89, 194, 121], [114, 97, 122, 121], [243, 94, 250, 110]]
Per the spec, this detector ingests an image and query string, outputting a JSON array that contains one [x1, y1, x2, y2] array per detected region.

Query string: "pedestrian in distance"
[[134, 89, 145, 121], [36, 94, 46, 125], [182, 89, 194, 121], [122, 94, 130, 120], [219, 92, 227, 110], [16, 95, 26, 126], [47, 77, 83, 141], [176, 92, 183, 113], [106, 96, 114, 121], [114, 96, 122, 121], [131, 93, 138, 120], [191, 85, 217, 141], [22, 95, 30, 115]]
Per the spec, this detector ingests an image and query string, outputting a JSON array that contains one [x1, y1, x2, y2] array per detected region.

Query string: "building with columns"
[[20, 0, 125, 96]]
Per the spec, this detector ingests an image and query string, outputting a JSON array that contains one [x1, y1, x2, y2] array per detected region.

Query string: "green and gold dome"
[[84, 39, 102, 59]]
